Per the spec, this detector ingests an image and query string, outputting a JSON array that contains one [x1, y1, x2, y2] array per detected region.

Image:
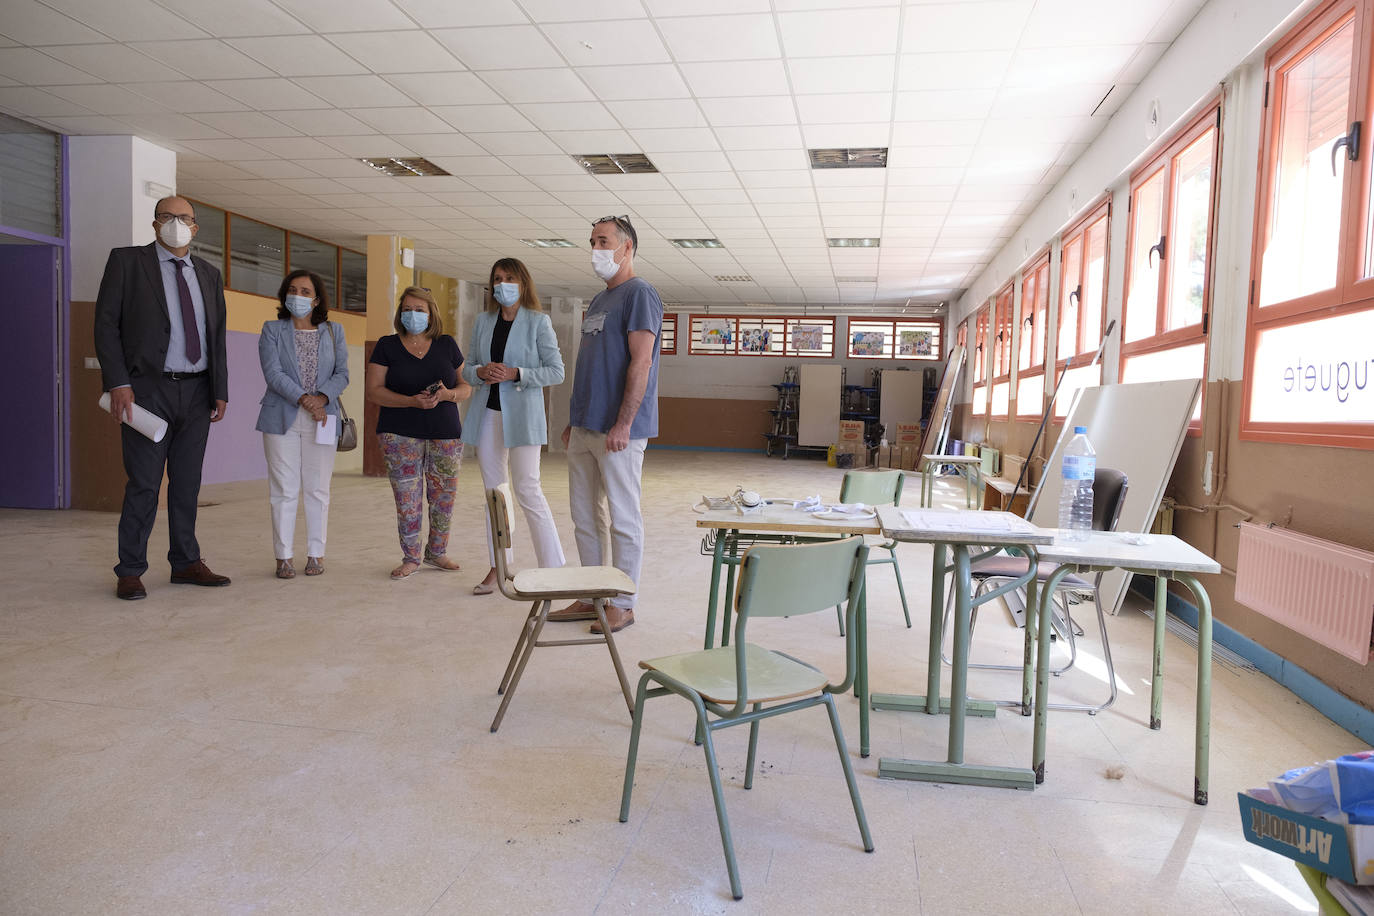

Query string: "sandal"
[[390, 561, 421, 580], [472, 582, 494, 595], [423, 554, 461, 571], [276, 559, 295, 580], [304, 557, 324, 576]]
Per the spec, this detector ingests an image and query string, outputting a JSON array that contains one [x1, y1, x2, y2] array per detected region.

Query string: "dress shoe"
[[116, 575, 146, 600], [170, 560, 231, 587], [590, 606, 635, 634], [548, 600, 596, 622]]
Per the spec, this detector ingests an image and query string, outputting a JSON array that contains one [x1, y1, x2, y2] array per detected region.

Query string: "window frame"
[[988, 281, 1014, 419], [686, 314, 836, 358], [971, 302, 991, 418], [1015, 249, 1051, 418], [1242, 0, 1374, 448], [659, 312, 677, 355], [845, 316, 943, 360]]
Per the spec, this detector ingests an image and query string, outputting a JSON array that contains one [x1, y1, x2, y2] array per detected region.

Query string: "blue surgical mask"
[[401, 310, 429, 335], [284, 294, 313, 318], [493, 282, 520, 307]]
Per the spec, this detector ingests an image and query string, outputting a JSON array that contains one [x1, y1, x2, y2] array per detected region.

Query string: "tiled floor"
[[0, 450, 1360, 914]]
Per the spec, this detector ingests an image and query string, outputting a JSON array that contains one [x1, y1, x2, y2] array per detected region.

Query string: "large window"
[[1055, 200, 1111, 416], [1245, 0, 1374, 448], [989, 282, 1014, 418], [0, 113, 60, 238], [688, 314, 835, 357], [660, 313, 677, 355], [971, 303, 990, 417], [846, 317, 943, 360], [188, 202, 225, 276], [1121, 102, 1219, 423], [228, 213, 285, 298], [1015, 251, 1050, 418], [289, 231, 339, 308]]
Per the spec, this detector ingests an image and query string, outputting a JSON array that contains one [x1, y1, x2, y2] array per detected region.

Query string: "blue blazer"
[[255, 318, 350, 436], [461, 307, 564, 447]]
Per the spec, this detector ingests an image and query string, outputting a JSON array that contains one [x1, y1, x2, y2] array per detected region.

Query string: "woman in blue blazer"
[[255, 269, 350, 579], [461, 257, 566, 594]]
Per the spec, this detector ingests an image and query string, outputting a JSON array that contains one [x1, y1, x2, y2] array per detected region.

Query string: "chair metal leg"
[[619, 673, 654, 823], [696, 703, 743, 900], [834, 604, 845, 636], [498, 600, 543, 695], [887, 548, 912, 628], [744, 703, 762, 790], [823, 694, 873, 853], [491, 599, 551, 732], [593, 598, 635, 716]]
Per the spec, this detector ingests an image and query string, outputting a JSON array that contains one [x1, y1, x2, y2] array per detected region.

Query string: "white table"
[[1030, 531, 1221, 804], [874, 506, 1054, 790]]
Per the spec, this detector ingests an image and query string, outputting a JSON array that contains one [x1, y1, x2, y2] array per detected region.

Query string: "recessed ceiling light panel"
[[359, 157, 451, 177], [670, 238, 724, 249], [808, 147, 888, 169], [573, 153, 659, 175], [519, 238, 577, 248], [713, 275, 754, 282], [827, 237, 881, 247]]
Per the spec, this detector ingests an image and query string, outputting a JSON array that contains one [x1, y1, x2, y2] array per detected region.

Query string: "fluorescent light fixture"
[[713, 275, 754, 282], [519, 238, 577, 248], [827, 237, 881, 247], [809, 147, 888, 169], [359, 157, 452, 177], [670, 238, 725, 249], [573, 153, 659, 175]]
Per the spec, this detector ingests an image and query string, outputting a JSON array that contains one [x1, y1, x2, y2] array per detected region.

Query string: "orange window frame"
[[1015, 251, 1050, 418], [989, 282, 1014, 418], [971, 303, 990, 417], [1057, 199, 1112, 368], [1242, 0, 1374, 448]]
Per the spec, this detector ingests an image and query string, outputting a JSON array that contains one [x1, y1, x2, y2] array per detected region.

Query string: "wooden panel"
[[799, 363, 842, 446], [655, 397, 772, 449], [69, 299, 127, 511]]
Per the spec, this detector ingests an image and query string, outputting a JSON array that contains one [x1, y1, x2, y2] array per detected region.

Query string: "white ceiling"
[[0, 0, 1206, 308]]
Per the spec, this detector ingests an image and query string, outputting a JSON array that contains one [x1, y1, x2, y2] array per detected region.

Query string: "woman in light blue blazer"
[[255, 269, 350, 579], [461, 257, 566, 594]]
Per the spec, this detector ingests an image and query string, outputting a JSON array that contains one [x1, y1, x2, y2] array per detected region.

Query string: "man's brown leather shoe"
[[170, 560, 231, 587], [115, 576, 146, 600], [548, 600, 596, 622], [590, 606, 634, 634]]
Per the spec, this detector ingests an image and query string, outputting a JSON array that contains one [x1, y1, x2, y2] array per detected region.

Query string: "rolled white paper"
[[98, 392, 168, 443], [314, 413, 337, 445]]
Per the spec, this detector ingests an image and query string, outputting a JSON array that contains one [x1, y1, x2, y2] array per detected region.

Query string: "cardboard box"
[[894, 422, 922, 445], [838, 420, 865, 442], [899, 445, 919, 471], [1238, 791, 1374, 885]]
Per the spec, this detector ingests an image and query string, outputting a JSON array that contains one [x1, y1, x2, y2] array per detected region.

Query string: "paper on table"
[[314, 413, 337, 445], [899, 508, 1039, 535], [98, 392, 167, 443]]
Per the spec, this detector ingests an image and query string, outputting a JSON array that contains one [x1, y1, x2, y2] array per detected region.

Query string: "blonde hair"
[[486, 257, 543, 313], [394, 286, 443, 339]]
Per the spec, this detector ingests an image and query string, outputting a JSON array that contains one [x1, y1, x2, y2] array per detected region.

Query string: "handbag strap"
[[327, 321, 350, 422]]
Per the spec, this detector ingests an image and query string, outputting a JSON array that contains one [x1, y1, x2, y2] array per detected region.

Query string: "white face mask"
[[159, 218, 193, 249], [284, 294, 314, 318], [591, 247, 621, 282]]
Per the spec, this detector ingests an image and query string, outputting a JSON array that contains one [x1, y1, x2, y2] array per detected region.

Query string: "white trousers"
[[475, 408, 566, 570], [263, 406, 337, 559], [566, 426, 645, 609]]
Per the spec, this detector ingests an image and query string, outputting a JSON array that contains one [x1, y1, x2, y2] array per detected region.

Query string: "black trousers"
[[115, 373, 212, 577]]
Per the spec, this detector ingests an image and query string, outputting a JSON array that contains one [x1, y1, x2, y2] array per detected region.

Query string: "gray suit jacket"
[[254, 318, 350, 436], [93, 242, 229, 402]]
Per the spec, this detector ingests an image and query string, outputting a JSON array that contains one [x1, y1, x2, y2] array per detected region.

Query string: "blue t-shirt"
[[569, 276, 662, 439]]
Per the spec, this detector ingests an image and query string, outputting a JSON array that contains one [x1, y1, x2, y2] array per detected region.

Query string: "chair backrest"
[[1091, 468, 1129, 532], [839, 468, 904, 507], [735, 537, 867, 621], [485, 485, 517, 591]]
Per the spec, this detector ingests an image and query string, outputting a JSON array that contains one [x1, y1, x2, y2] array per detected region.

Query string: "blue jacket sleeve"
[[514, 312, 564, 390]]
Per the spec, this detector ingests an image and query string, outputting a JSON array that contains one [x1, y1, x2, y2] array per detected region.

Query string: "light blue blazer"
[[254, 318, 350, 436], [460, 307, 564, 448]]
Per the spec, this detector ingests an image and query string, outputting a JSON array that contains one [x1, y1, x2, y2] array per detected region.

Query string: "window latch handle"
[[1069, 284, 1081, 307], [1332, 121, 1362, 176], [1148, 235, 1166, 267]]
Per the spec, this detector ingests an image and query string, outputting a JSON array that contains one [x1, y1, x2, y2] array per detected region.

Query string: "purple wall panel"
[[202, 329, 268, 485], [0, 245, 60, 508]]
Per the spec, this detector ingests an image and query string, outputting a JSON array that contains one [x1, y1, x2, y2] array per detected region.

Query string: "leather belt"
[[163, 370, 208, 380]]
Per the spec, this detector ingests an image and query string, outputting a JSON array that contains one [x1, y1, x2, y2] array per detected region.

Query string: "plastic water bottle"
[[1057, 426, 1095, 543]]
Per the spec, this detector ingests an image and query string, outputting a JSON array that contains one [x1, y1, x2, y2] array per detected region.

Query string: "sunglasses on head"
[[593, 214, 632, 229]]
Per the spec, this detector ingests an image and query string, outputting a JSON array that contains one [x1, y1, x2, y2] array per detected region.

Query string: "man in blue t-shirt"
[[548, 215, 662, 634]]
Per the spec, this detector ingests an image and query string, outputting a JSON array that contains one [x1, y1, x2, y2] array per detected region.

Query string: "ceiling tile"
[[188, 111, 298, 137], [271, 0, 416, 32], [179, 137, 273, 159], [889, 119, 981, 146], [665, 170, 740, 189], [204, 78, 327, 110], [895, 89, 995, 121], [715, 125, 803, 151], [321, 135, 417, 158], [517, 101, 619, 132], [393, 133, 487, 156], [727, 149, 809, 171], [605, 99, 708, 130], [121, 112, 227, 139], [787, 55, 895, 95], [699, 96, 796, 128], [432, 103, 535, 132], [1021, 0, 1175, 47], [575, 64, 689, 101], [268, 108, 373, 136], [349, 107, 453, 134], [889, 145, 972, 168], [474, 132, 564, 156], [678, 60, 790, 97], [392, 0, 527, 28], [630, 127, 720, 152], [38, 43, 186, 82], [250, 136, 348, 159], [292, 158, 381, 178], [545, 128, 636, 153], [41, 0, 208, 41], [479, 68, 592, 103], [326, 31, 465, 74], [991, 83, 1110, 119], [897, 51, 1012, 92], [902, 1, 1035, 52], [0, 48, 99, 85], [433, 26, 564, 70], [277, 177, 357, 196], [777, 8, 900, 58], [292, 75, 414, 107], [1004, 44, 1138, 87], [542, 20, 669, 67], [796, 92, 891, 125], [802, 123, 890, 149], [38, 114, 136, 133], [739, 170, 812, 188], [152, 0, 311, 37], [0, 0, 106, 44], [227, 35, 368, 77], [130, 40, 274, 80], [657, 15, 780, 62]]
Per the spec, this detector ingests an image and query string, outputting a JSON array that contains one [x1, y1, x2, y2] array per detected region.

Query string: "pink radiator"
[[1235, 522, 1374, 665]]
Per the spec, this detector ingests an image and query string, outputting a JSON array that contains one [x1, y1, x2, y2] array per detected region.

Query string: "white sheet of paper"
[[314, 413, 336, 445], [98, 392, 167, 443]]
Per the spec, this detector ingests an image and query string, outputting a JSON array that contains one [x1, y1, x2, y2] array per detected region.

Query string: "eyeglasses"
[[155, 212, 197, 226], [593, 214, 632, 229]]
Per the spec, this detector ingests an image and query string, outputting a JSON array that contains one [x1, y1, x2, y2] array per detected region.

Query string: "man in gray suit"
[[94, 196, 232, 599]]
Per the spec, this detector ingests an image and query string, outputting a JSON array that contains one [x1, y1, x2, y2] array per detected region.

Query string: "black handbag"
[[328, 323, 357, 452]]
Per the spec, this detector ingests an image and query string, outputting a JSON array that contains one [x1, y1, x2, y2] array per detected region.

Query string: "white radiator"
[[1235, 522, 1374, 665]]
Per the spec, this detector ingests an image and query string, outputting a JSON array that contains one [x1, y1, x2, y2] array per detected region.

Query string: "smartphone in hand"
[[424, 381, 442, 395]]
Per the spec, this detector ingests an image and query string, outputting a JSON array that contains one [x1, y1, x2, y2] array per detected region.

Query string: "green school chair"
[[833, 469, 912, 634]]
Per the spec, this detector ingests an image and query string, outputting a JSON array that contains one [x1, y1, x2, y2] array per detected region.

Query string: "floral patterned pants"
[[377, 433, 463, 564]]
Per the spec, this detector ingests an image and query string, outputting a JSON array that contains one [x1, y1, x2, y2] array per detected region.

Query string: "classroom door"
[[0, 240, 62, 508]]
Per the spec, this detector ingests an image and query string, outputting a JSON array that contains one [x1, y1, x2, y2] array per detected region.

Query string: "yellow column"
[[362, 235, 414, 476]]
